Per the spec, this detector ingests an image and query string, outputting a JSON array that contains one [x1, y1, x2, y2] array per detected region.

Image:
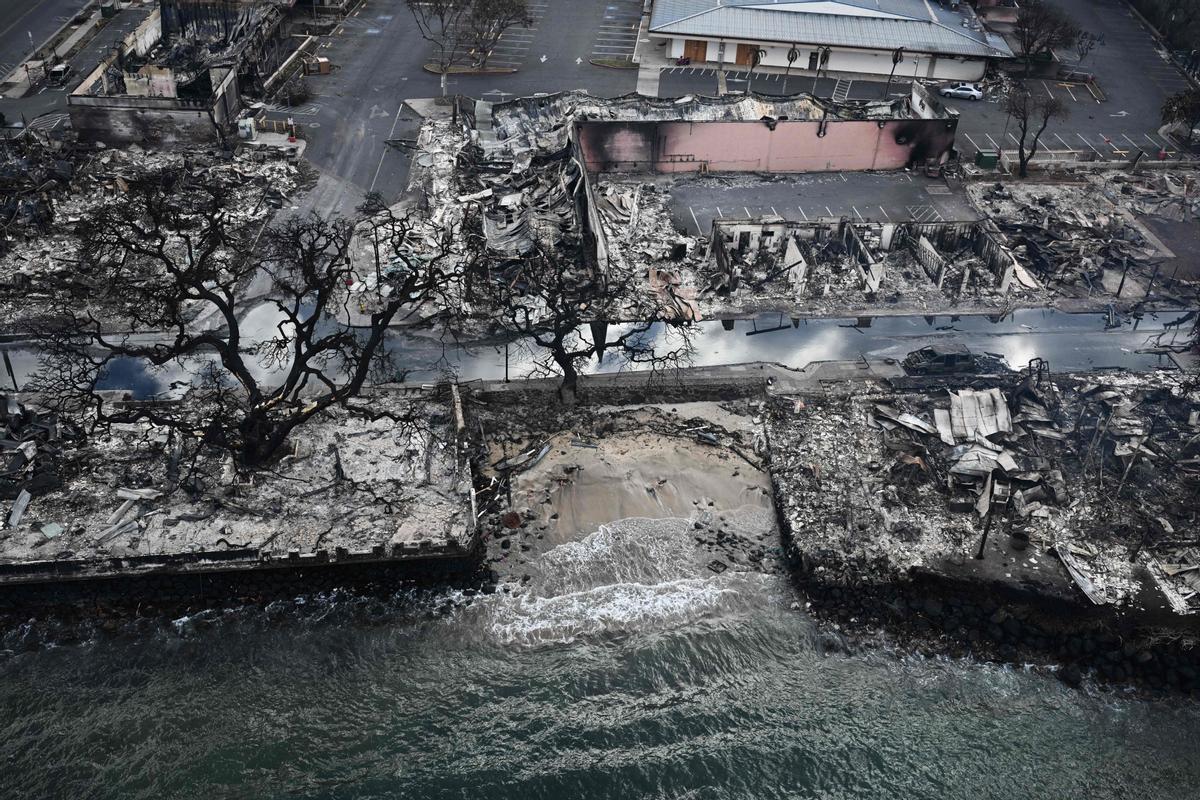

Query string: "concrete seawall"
[[0, 542, 483, 609]]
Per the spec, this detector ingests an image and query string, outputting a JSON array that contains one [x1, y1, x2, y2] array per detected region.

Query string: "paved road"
[[289, 0, 640, 216], [0, 0, 89, 78], [0, 0, 91, 123]]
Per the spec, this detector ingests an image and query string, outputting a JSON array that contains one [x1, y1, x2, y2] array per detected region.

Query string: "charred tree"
[[30, 170, 457, 471], [1013, 0, 1080, 76], [469, 248, 695, 403], [1005, 88, 1067, 178], [1162, 87, 1200, 147], [466, 0, 531, 68], [406, 0, 474, 96]]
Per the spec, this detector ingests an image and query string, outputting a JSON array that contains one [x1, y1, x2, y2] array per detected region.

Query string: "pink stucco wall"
[[578, 119, 957, 173]]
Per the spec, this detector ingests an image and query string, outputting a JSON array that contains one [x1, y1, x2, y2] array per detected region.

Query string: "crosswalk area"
[[26, 112, 69, 131], [334, 15, 388, 34], [264, 102, 322, 116], [591, 0, 642, 63]]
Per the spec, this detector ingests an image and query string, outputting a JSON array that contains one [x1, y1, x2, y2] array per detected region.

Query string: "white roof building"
[[649, 0, 1014, 82]]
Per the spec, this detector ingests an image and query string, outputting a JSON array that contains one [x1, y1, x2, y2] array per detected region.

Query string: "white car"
[[939, 82, 984, 101]]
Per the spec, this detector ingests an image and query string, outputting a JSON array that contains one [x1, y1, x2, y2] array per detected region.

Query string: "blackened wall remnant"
[[891, 118, 959, 168], [576, 118, 959, 174], [578, 121, 660, 173]]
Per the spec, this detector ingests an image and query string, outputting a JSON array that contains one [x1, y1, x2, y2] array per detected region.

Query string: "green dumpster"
[[975, 149, 1000, 169]]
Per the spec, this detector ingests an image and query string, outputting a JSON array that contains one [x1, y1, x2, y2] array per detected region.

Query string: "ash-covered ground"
[[1, 388, 472, 570]]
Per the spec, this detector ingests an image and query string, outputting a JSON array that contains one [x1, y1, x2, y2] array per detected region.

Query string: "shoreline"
[[3, 368, 1199, 697]]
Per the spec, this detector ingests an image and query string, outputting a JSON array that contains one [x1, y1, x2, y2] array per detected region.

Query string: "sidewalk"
[[632, 11, 663, 97]]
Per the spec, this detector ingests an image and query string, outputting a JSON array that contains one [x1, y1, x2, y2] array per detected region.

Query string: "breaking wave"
[[487, 578, 736, 646], [478, 515, 779, 647]]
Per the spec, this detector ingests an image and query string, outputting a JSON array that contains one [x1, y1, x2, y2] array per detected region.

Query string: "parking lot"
[[592, 0, 641, 63], [474, 0, 548, 70], [664, 172, 981, 234], [655, 0, 1198, 164], [946, 0, 1197, 161]]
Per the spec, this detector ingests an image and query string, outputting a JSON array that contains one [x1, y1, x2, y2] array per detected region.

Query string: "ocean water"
[[1, 516, 1199, 799]]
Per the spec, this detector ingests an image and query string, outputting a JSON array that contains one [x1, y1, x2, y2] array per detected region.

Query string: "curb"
[[588, 58, 638, 70], [422, 64, 517, 76]]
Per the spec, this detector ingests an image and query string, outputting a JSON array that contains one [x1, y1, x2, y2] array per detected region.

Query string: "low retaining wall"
[[0, 546, 483, 609], [771, 481, 1200, 693]]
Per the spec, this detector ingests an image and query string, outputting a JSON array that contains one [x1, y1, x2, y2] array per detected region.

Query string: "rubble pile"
[[697, 219, 1034, 317], [0, 132, 75, 256], [0, 390, 473, 569], [769, 368, 1200, 612], [593, 178, 703, 319], [1, 395, 83, 531], [0, 142, 306, 331], [969, 175, 1199, 305]]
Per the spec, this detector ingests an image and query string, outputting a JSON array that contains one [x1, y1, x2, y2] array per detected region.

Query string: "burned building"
[[67, 1, 294, 144], [0, 386, 479, 597], [376, 89, 1200, 331], [434, 89, 959, 317], [769, 365, 1200, 614], [700, 217, 1038, 315]]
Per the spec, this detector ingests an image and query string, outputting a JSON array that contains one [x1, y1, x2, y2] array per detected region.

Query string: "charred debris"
[[970, 174, 1200, 308], [414, 91, 1200, 322], [769, 363, 1200, 615], [0, 387, 476, 581], [0, 133, 306, 332]]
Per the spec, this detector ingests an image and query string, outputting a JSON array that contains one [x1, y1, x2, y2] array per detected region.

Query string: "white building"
[[648, 0, 1013, 82]]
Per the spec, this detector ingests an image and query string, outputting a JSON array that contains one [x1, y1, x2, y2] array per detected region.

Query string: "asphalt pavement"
[[0, 0, 89, 79], [287, 0, 640, 217], [0, 0, 91, 123], [658, 172, 980, 234]]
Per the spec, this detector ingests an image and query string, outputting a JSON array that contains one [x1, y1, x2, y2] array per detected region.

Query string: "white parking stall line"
[[852, 206, 864, 222], [744, 206, 752, 217], [1007, 132, 1020, 144], [1077, 133, 1104, 156], [1062, 84, 1077, 101], [1145, 134, 1173, 152], [798, 206, 809, 220], [689, 206, 703, 235], [825, 205, 834, 216], [1054, 133, 1072, 149], [1122, 134, 1143, 150], [771, 206, 778, 215], [962, 133, 982, 151], [1041, 81, 1055, 98], [985, 134, 1000, 148], [716, 206, 723, 217], [879, 206, 891, 220]]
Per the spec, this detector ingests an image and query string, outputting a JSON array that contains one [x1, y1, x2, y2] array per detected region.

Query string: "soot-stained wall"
[[578, 118, 958, 173]]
